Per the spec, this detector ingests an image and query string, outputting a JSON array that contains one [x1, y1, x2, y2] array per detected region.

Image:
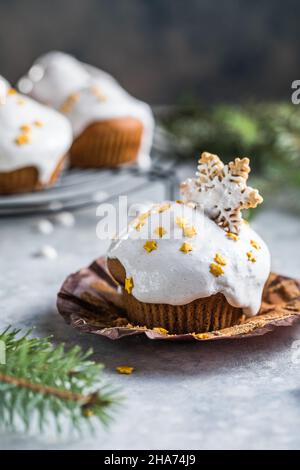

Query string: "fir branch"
[[0, 327, 119, 434]]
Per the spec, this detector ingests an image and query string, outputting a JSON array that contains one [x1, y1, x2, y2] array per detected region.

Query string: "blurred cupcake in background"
[[19, 52, 154, 169], [0, 75, 72, 194]]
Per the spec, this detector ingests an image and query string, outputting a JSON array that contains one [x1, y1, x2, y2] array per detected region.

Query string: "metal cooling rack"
[[0, 127, 180, 217]]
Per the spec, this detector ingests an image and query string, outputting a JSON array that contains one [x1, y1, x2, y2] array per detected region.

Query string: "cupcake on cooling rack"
[[107, 152, 271, 334], [0, 76, 72, 195], [19, 51, 154, 169]]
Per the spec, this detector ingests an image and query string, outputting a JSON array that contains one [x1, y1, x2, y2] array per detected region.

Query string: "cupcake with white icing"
[[19, 52, 154, 169], [107, 152, 271, 334], [0, 76, 72, 194]]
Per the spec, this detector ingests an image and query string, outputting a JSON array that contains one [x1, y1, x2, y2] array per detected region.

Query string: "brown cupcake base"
[[0, 155, 66, 195], [70, 117, 143, 168], [122, 290, 244, 334], [107, 257, 244, 334]]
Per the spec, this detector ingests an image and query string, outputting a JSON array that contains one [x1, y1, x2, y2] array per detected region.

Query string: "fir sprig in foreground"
[[0, 327, 118, 434]]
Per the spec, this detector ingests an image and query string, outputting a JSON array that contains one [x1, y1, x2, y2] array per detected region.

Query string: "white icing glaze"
[[108, 201, 271, 316], [19, 51, 154, 168], [0, 79, 72, 182], [0, 76, 9, 103]]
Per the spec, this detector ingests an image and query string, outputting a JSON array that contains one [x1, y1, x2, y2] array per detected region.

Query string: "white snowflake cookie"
[[180, 152, 263, 234]]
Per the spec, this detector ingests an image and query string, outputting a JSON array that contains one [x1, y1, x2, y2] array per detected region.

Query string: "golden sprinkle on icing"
[[226, 232, 239, 241], [116, 366, 134, 375], [153, 327, 169, 335], [144, 240, 157, 253], [246, 251, 257, 263], [183, 225, 197, 238], [250, 239, 261, 250], [180, 242, 193, 254], [157, 203, 171, 213], [125, 277, 134, 294], [17, 98, 26, 106], [154, 226, 167, 238], [176, 200, 184, 204], [34, 120, 44, 127], [20, 124, 31, 133], [139, 210, 151, 221], [210, 263, 225, 277], [214, 253, 227, 266], [133, 220, 145, 231], [7, 88, 17, 95], [176, 216, 187, 229], [90, 85, 107, 102], [15, 134, 31, 145], [60, 93, 80, 113]]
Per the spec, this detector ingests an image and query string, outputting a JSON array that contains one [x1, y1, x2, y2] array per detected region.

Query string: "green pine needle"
[[0, 327, 120, 434]]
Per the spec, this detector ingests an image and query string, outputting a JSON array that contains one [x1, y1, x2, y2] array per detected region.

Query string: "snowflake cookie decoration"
[[180, 151, 263, 234]]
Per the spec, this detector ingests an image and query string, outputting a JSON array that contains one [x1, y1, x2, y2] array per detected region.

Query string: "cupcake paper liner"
[[57, 257, 300, 342], [122, 289, 243, 334]]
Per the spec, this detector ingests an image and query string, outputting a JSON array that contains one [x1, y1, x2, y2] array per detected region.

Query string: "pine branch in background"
[[0, 327, 119, 434], [160, 102, 300, 193]]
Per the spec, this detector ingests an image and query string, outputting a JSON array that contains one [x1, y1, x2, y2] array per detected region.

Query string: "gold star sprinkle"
[[250, 239, 261, 250], [133, 220, 145, 231], [154, 226, 167, 238], [125, 277, 134, 294], [226, 232, 239, 241], [15, 134, 31, 145], [34, 120, 44, 127], [60, 93, 80, 113], [210, 263, 225, 277], [176, 200, 183, 204], [183, 225, 197, 238], [20, 124, 31, 133], [153, 327, 169, 335], [116, 366, 134, 375], [176, 216, 187, 229], [193, 332, 210, 340], [246, 251, 257, 263], [144, 240, 157, 253], [214, 253, 227, 266], [157, 203, 171, 213], [7, 88, 17, 95], [180, 242, 193, 254], [139, 210, 151, 221], [90, 85, 107, 101]]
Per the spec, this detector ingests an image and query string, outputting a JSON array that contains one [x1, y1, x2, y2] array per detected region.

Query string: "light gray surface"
[[0, 180, 300, 450]]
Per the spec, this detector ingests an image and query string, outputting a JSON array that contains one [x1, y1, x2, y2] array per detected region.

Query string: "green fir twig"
[[0, 327, 119, 434]]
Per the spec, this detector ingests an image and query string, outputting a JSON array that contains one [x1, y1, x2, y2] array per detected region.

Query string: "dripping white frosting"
[[108, 201, 271, 316], [19, 51, 154, 169], [0, 76, 9, 103], [0, 77, 72, 183]]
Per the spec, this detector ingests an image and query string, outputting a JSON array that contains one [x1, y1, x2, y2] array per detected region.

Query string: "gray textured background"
[[0, 179, 300, 450], [0, 0, 299, 103]]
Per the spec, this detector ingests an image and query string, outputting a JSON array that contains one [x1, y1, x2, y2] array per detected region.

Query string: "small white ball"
[[34, 245, 58, 260], [33, 219, 54, 235], [53, 211, 75, 228]]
